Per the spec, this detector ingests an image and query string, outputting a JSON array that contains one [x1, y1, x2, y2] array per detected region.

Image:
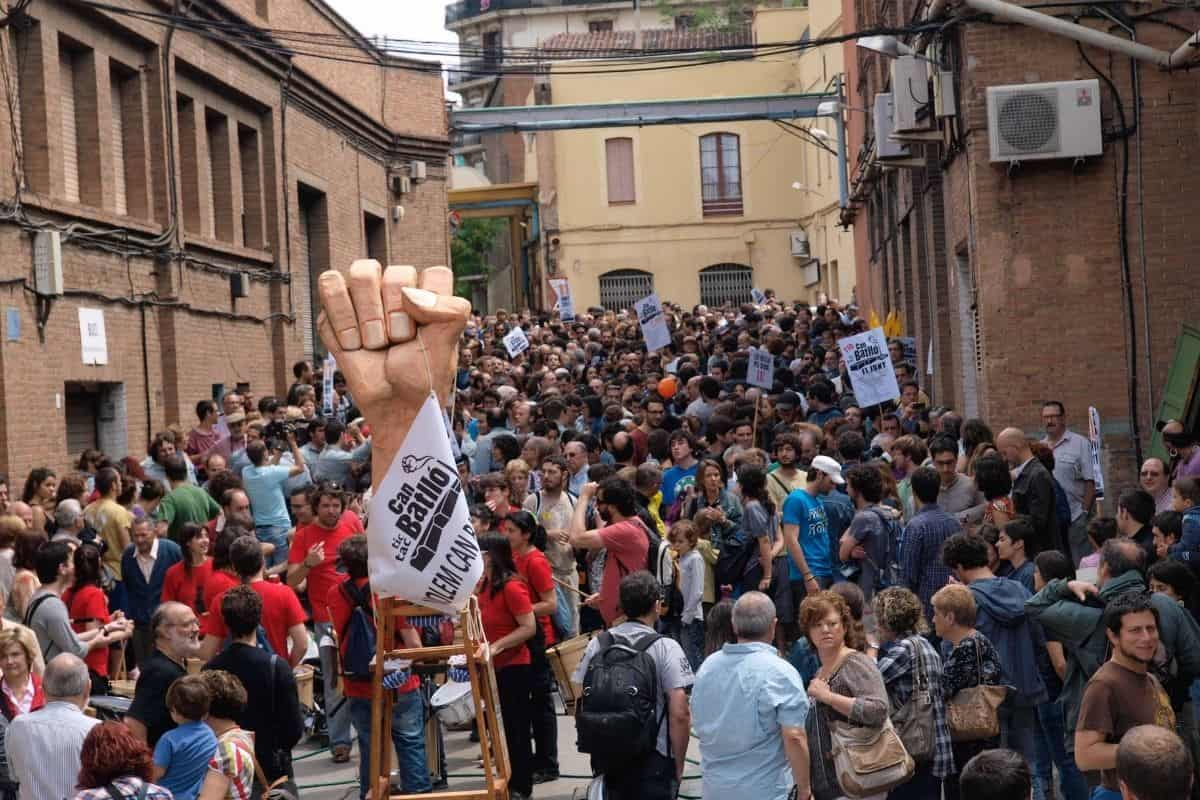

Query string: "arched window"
[[699, 132, 743, 216], [699, 263, 752, 307], [598, 269, 654, 311]]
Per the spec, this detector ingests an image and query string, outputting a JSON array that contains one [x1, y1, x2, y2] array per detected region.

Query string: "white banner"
[[322, 352, 337, 417], [635, 293, 672, 353], [747, 347, 774, 389], [549, 278, 575, 322], [79, 308, 108, 365], [1088, 406, 1106, 501], [368, 394, 483, 614], [503, 326, 530, 357], [840, 327, 900, 408]]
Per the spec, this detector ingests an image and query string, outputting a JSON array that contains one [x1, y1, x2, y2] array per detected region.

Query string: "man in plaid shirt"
[[900, 467, 962, 623]]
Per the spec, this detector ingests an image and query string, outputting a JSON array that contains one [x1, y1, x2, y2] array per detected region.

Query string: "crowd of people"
[[0, 288, 1197, 800]]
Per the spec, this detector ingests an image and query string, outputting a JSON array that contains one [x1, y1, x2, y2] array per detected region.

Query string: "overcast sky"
[[327, 0, 458, 61]]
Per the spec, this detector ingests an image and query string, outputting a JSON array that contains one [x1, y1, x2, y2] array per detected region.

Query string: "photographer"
[[242, 434, 306, 568]]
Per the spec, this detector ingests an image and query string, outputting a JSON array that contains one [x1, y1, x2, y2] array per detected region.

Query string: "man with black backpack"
[[327, 535, 430, 798], [839, 464, 904, 604], [572, 570, 693, 800]]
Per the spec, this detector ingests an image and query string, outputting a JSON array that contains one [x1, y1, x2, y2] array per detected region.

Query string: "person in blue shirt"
[[661, 431, 699, 510], [691, 591, 811, 800], [241, 438, 305, 567], [781, 455, 843, 638], [152, 674, 218, 800]]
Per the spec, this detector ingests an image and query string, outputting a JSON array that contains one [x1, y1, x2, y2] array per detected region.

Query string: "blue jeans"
[[348, 691, 431, 797], [256, 525, 290, 567], [314, 621, 351, 749], [681, 619, 704, 673], [1000, 703, 1040, 792], [1035, 698, 1089, 800]]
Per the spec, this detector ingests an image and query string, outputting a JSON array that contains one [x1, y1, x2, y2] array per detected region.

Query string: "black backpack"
[[575, 631, 662, 766], [714, 529, 756, 588]]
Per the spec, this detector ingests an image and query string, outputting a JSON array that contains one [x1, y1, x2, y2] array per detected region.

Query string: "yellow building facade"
[[533, 6, 856, 311]]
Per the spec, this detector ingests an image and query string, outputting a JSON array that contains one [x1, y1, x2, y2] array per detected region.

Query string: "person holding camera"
[[242, 434, 306, 568]]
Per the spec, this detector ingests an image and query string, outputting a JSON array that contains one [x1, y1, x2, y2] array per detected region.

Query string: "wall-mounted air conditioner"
[[987, 79, 1103, 163], [873, 93, 910, 160], [891, 56, 930, 133]]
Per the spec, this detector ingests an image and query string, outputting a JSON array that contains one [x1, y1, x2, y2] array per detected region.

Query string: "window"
[[699, 264, 752, 307], [238, 123, 264, 248], [109, 63, 146, 218], [482, 31, 502, 69], [58, 40, 101, 204], [605, 137, 635, 205], [177, 95, 201, 234], [598, 269, 653, 311], [588, 19, 614, 32], [206, 108, 234, 242], [298, 184, 331, 358], [364, 210, 386, 264], [700, 133, 743, 216]]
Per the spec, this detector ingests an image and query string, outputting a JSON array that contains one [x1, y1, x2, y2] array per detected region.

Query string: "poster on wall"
[[79, 308, 108, 365]]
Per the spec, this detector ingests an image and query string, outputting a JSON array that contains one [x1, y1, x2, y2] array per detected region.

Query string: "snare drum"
[[545, 633, 593, 715]]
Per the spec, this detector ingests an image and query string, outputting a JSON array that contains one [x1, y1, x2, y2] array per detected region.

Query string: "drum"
[[545, 633, 593, 715], [293, 664, 315, 708], [431, 680, 476, 729]]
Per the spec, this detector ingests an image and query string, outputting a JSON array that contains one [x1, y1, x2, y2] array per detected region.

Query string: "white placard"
[[747, 347, 774, 389], [751, 288, 767, 305], [503, 326, 530, 357], [79, 308, 108, 365], [1088, 406, 1106, 501], [549, 278, 575, 322], [322, 352, 337, 417], [840, 327, 900, 408], [635, 293, 672, 353], [368, 394, 483, 615]]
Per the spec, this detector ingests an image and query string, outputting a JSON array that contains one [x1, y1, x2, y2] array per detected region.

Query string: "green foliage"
[[450, 217, 505, 298], [651, 0, 756, 31]]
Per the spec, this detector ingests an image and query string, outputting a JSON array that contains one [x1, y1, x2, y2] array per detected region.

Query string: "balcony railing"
[[446, 0, 623, 26]]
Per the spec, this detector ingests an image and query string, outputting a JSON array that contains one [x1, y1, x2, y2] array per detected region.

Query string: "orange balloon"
[[658, 376, 678, 399]]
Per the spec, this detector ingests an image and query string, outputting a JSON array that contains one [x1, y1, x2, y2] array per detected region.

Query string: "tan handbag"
[[822, 651, 916, 798], [946, 636, 1008, 742]]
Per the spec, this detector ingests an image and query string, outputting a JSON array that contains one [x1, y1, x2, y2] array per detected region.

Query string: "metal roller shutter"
[[65, 387, 99, 458], [60, 49, 79, 203]]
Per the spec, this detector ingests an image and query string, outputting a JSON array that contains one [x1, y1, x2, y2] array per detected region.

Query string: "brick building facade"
[[0, 0, 449, 478], [842, 0, 1200, 488]]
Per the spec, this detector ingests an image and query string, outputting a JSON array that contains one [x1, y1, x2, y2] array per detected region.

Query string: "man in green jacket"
[[1025, 538, 1200, 745]]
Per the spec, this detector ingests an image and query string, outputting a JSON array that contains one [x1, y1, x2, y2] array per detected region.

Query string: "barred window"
[[598, 269, 654, 311], [699, 263, 752, 307]]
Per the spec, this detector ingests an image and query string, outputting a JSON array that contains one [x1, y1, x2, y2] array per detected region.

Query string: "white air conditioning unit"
[[410, 160, 427, 182], [933, 69, 957, 119], [789, 230, 810, 258], [873, 93, 910, 160], [891, 56, 930, 133], [987, 79, 1103, 163], [33, 230, 63, 296]]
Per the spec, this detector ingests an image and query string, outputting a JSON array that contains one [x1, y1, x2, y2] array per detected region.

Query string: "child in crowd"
[[152, 675, 219, 800], [1078, 517, 1119, 571], [670, 521, 705, 671]]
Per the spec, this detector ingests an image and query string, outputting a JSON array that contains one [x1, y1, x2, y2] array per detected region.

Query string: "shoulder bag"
[[946, 635, 1007, 742], [890, 637, 936, 762], [822, 650, 915, 798]]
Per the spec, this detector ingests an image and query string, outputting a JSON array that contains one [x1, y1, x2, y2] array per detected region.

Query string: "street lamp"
[[856, 35, 938, 64]]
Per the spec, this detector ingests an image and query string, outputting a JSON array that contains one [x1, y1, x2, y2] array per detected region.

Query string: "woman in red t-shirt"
[[200, 527, 242, 627], [475, 533, 536, 799], [161, 522, 213, 615], [500, 510, 561, 782], [63, 543, 115, 695]]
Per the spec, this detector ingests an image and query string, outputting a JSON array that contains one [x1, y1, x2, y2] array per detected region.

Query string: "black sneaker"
[[532, 769, 559, 784]]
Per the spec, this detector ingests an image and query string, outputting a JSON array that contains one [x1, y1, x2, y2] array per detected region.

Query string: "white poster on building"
[[1088, 406, 1106, 501], [503, 326, 530, 357], [78, 308, 108, 365], [747, 347, 774, 389], [635, 292, 671, 353], [840, 327, 900, 408]]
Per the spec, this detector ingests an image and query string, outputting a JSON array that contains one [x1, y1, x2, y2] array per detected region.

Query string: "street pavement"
[[297, 711, 704, 800]]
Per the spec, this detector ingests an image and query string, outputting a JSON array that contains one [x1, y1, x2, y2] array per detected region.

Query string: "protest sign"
[[322, 352, 337, 417], [751, 288, 767, 305], [503, 327, 530, 357], [747, 347, 774, 389], [840, 328, 901, 408], [549, 278, 575, 321], [1088, 406, 1106, 501], [635, 293, 672, 353]]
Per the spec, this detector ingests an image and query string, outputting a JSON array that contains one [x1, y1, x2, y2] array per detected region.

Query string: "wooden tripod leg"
[[371, 596, 397, 799]]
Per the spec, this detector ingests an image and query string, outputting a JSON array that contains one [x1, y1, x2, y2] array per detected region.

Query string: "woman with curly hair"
[[872, 587, 954, 799], [799, 590, 889, 800], [72, 722, 172, 799], [21, 468, 56, 533], [196, 670, 256, 800]]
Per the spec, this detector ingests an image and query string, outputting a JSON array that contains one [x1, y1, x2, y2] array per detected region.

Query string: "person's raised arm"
[[569, 482, 604, 551], [287, 432, 306, 477]]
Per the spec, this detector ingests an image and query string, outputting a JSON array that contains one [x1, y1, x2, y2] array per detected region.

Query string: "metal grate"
[[997, 90, 1059, 155], [699, 263, 752, 307], [598, 269, 653, 311]]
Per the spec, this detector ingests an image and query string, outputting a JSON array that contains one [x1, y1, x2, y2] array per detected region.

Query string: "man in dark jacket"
[[942, 532, 1046, 775], [998, 428, 1061, 554], [205, 584, 305, 791], [1025, 539, 1200, 750]]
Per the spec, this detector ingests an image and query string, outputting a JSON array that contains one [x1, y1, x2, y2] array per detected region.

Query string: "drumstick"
[[552, 575, 589, 598]]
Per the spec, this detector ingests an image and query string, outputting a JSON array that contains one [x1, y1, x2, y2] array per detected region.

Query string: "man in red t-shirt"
[[197, 535, 309, 666], [327, 535, 429, 796], [569, 478, 651, 625], [287, 484, 360, 761]]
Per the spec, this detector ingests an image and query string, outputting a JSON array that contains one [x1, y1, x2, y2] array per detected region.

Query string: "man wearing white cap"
[[781, 455, 844, 634]]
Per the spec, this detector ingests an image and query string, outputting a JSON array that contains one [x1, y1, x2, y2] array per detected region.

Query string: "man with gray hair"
[[51, 499, 85, 545], [6, 653, 98, 800], [690, 592, 811, 800], [125, 600, 200, 746]]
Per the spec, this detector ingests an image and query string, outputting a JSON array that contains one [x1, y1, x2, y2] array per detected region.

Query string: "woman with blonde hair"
[[800, 590, 889, 800], [872, 587, 954, 799]]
